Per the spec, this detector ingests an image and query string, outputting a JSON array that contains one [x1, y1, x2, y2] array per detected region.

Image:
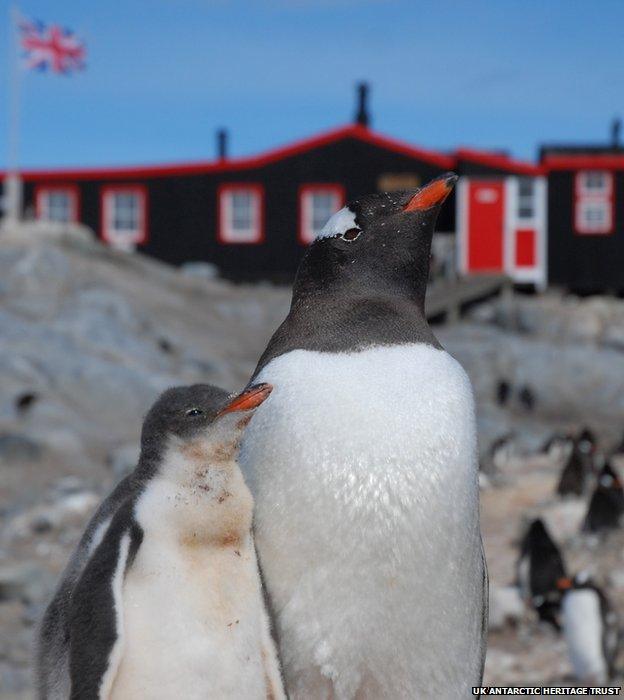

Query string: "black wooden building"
[[8, 87, 456, 282], [540, 132, 624, 294], [2, 86, 624, 293]]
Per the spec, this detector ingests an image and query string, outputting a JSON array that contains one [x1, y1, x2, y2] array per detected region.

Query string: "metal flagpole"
[[5, 4, 23, 225]]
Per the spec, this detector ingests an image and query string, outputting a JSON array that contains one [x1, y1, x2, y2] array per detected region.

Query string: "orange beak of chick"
[[217, 383, 273, 417], [403, 173, 458, 212]]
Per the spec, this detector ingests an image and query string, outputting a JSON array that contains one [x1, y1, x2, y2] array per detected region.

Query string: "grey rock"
[[0, 433, 42, 462], [0, 563, 49, 604], [107, 443, 140, 480], [603, 324, 624, 352], [489, 585, 525, 631], [8, 492, 99, 539], [181, 261, 219, 280]]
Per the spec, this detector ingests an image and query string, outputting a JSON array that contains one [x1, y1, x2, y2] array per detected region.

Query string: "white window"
[[218, 185, 263, 244], [101, 186, 147, 249], [36, 186, 78, 223], [576, 199, 612, 234], [299, 185, 345, 244], [517, 178, 535, 220], [575, 171, 613, 235], [577, 170, 612, 196]]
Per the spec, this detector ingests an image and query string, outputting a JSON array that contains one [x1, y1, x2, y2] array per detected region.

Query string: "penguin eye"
[[186, 408, 203, 417], [341, 228, 361, 242]]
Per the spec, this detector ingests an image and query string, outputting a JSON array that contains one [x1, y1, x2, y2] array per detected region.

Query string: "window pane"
[[47, 192, 71, 222], [585, 205, 606, 223], [231, 192, 253, 231], [517, 179, 535, 220], [112, 193, 139, 231], [311, 193, 337, 234], [220, 189, 260, 243], [518, 178, 534, 198], [579, 200, 610, 233], [584, 172, 606, 191]]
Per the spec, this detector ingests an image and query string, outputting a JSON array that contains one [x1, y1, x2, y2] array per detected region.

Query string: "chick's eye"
[[186, 408, 203, 417], [341, 228, 361, 242]]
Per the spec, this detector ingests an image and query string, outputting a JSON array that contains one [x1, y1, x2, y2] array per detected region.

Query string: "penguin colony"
[[509, 426, 624, 684], [37, 175, 485, 698]]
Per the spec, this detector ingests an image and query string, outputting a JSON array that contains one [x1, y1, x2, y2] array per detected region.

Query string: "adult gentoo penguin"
[[556, 440, 589, 497], [37, 383, 285, 700], [241, 174, 487, 699], [558, 573, 619, 683], [516, 518, 566, 630], [583, 461, 624, 534]]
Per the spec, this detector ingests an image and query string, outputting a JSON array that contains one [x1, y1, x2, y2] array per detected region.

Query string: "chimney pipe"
[[354, 82, 370, 128], [611, 117, 621, 149], [217, 128, 228, 160]]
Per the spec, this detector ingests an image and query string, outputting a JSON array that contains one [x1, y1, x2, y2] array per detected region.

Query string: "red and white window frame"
[[574, 170, 614, 235], [298, 184, 346, 245], [100, 184, 148, 249], [35, 184, 80, 223], [217, 183, 265, 245]]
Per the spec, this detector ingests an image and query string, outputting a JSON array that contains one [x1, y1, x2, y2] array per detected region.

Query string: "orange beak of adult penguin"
[[403, 172, 458, 212], [216, 383, 273, 417]]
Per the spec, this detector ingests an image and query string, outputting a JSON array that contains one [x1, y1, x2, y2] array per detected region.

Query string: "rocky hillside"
[[0, 222, 290, 698], [2, 223, 624, 696]]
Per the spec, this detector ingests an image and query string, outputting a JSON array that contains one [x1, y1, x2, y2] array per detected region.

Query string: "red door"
[[467, 181, 505, 272]]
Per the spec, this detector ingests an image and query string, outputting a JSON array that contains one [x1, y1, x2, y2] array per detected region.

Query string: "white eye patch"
[[316, 206, 360, 241]]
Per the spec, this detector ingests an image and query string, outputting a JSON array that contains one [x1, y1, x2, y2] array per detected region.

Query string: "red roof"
[[542, 154, 624, 171], [13, 124, 455, 182], [456, 147, 544, 176]]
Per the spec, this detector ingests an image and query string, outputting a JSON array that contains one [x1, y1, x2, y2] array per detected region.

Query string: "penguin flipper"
[[478, 542, 489, 682], [68, 508, 142, 700]]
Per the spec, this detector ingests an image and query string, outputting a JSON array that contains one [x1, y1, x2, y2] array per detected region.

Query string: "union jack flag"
[[19, 18, 86, 74]]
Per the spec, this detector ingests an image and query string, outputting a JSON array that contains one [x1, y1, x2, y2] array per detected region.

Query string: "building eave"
[[2, 124, 455, 183]]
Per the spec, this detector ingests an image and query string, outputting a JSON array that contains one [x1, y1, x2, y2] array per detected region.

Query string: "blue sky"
[[1, 0, 622, 168]]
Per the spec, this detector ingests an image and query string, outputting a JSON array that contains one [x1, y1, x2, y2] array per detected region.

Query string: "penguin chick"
[[558, 573, 619, 684], [36, 383, 285, 700], [517, 518, 566, 630], [583, 461, 624, 534]]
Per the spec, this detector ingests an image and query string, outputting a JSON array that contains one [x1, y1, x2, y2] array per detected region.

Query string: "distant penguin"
[[36, 383, 285, 700], [495, 379, 511, 407], [556, 442, 590, 497], [518, 385, 535, 412], [558, 573, 619, 684], [577, 427, 597, 457], [583, 461, 624, 534], [517, 519, 567, 630], [241, 174, 487, 698]]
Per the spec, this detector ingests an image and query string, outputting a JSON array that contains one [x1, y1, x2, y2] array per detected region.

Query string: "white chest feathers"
[[241, 344, 485, 698], [562, 590, 607, 683], [108, 476, 284, 700]]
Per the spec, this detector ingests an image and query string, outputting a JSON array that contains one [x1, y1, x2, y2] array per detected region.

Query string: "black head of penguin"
[[137, 383, 273, 472], [292, 173, 457, 308], [598, 461, 623, 491], [522, 518, 559, 554]]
